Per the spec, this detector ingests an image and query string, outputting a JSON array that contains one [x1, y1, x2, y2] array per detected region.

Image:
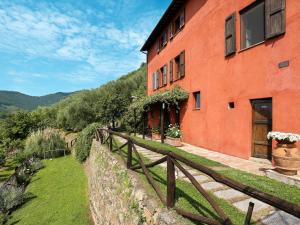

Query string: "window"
[[169, 23, 174, 39], [162, 31, 168, 46], [228, 102, 235, 109], [174, 9, 185, 33], [240, 1, 265, 49], [157, 30, 168, 54], [193, 92, 201, 109], [161, 65, 167, 86], [174, 51, 185, 79]]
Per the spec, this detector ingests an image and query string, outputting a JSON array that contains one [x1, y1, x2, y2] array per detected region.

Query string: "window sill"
[[193, 108, 200, 111], [239, 41, 265, 53]]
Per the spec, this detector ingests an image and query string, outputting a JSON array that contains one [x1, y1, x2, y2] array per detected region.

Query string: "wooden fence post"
[[127, 140, 132, 169], [95, 129, 99, 141], [167, 155, 175, 208], [161, 103, 165, 143], [244, 202, 254, 225]]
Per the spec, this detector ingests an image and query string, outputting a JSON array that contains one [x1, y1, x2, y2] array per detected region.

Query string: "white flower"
[[267, 131, 300, 142]]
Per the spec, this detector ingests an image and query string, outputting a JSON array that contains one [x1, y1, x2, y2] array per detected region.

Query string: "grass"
[[0, 159, 18, 182], [132, 136, 300, 205], [7, 156, 92, 225], [111, 137, 247, 225]]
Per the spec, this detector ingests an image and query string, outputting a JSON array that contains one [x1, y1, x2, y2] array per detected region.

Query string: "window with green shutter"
[[238, 0, 285, 51]]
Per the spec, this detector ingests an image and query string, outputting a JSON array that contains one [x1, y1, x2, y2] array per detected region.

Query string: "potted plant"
[[165, 124, 183, 147], [267, 131, 300, 175], [151, 127, 161, 140]]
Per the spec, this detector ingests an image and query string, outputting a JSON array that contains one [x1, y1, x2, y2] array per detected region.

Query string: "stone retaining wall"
[[85, 139, 189, 225]]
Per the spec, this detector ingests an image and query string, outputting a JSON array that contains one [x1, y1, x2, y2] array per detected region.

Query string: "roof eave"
[[140, 0, 186, 52]]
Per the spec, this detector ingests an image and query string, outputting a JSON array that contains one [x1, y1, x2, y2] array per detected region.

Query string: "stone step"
[[260, 210, 300, 225], [214, 189, 247, 202], [201, 181, 225, 191], [182, 174, 210, 183], [233, 198, 271, 214]]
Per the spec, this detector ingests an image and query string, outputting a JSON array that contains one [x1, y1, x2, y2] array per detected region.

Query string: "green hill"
[[0, 91, 72, 111]]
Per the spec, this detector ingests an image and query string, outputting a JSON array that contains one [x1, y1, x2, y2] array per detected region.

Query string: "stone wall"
[[85, 139, 190, 225]]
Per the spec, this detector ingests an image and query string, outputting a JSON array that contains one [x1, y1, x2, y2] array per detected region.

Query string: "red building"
[[141, 0, 300, 160]]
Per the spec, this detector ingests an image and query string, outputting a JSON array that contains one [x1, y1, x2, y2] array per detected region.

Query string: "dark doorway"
[[251, 98, 272, 159]]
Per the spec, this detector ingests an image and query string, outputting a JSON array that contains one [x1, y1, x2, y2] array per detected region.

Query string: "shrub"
[[165, 124, 182, 138], [22, 128, 66, 160], [0, 148, 5, 167], [75, 123, 101, 162]]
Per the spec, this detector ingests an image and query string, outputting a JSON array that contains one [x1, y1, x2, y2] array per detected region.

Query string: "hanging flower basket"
[[268, 131, 300, 175]]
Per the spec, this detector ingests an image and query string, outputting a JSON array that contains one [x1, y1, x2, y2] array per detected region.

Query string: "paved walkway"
[[116, 136, 300, 225]]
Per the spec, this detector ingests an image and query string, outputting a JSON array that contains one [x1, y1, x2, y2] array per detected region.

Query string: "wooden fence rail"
[[96, 128, 300, 225]]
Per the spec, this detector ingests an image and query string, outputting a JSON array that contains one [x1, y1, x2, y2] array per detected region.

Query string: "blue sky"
[[0, 0, 171, 96]]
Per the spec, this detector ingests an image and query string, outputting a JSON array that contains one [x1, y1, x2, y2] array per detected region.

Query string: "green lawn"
[[8, 156, 92, 225], [133, 137, 300, 205]]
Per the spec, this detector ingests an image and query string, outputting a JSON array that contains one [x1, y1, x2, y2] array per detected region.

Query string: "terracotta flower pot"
[[152, 132, 161, 140], [272, 139, 300, 175], [166, 136, 183, 147]]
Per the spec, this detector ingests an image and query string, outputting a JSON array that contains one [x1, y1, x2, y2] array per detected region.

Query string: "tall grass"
[[21, 128, 66, 160]]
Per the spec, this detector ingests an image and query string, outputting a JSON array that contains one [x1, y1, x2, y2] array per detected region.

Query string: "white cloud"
[[0, 0, 161, 85]]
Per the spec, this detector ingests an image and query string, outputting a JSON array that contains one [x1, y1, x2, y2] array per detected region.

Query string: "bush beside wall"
[[75, 123, 101, 162]]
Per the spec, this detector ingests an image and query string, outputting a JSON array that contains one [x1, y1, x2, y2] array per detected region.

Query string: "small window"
[[162, 31, 168, 46], [193, 91, 201, 109], [174, 17, 181, 33], [174, 10, 185, 33], [175, 55, 180, 79], [240, 1, 265, 49], [161, 65, 167, 86], [228, 102, 235, 109], [169, 23, 174, 39]]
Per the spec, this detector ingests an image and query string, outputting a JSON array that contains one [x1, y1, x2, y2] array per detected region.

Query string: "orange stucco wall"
[[146, 0, 300, 159]]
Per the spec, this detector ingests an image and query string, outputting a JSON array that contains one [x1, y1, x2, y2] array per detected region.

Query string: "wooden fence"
[[95, 128, 300, 225]]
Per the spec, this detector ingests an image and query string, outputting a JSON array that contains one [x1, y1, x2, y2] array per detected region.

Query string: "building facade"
[[141, 0, 300, 160]]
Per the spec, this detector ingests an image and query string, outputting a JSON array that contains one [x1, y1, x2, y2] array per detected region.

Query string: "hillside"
[[0, 91, 72, 111]]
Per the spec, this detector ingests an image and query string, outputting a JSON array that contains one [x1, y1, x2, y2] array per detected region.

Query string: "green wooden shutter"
[[152, 73, 155, 90], [156, 40, 160, 53], [156, 70, 160, 88], [169, 23, 174, 39], [180, 9, 185, 28], [180, 51, 185, 77], [170, 60, 173, 82], [163, 65, 167, 85], [265, 0, 285, 39], [225, 13, 236, 56]]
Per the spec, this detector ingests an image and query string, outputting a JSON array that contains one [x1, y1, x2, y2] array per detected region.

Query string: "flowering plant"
[[151, 127, 160, 134], [166, 124, 182, 138], [267, 131, 300, 142]]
